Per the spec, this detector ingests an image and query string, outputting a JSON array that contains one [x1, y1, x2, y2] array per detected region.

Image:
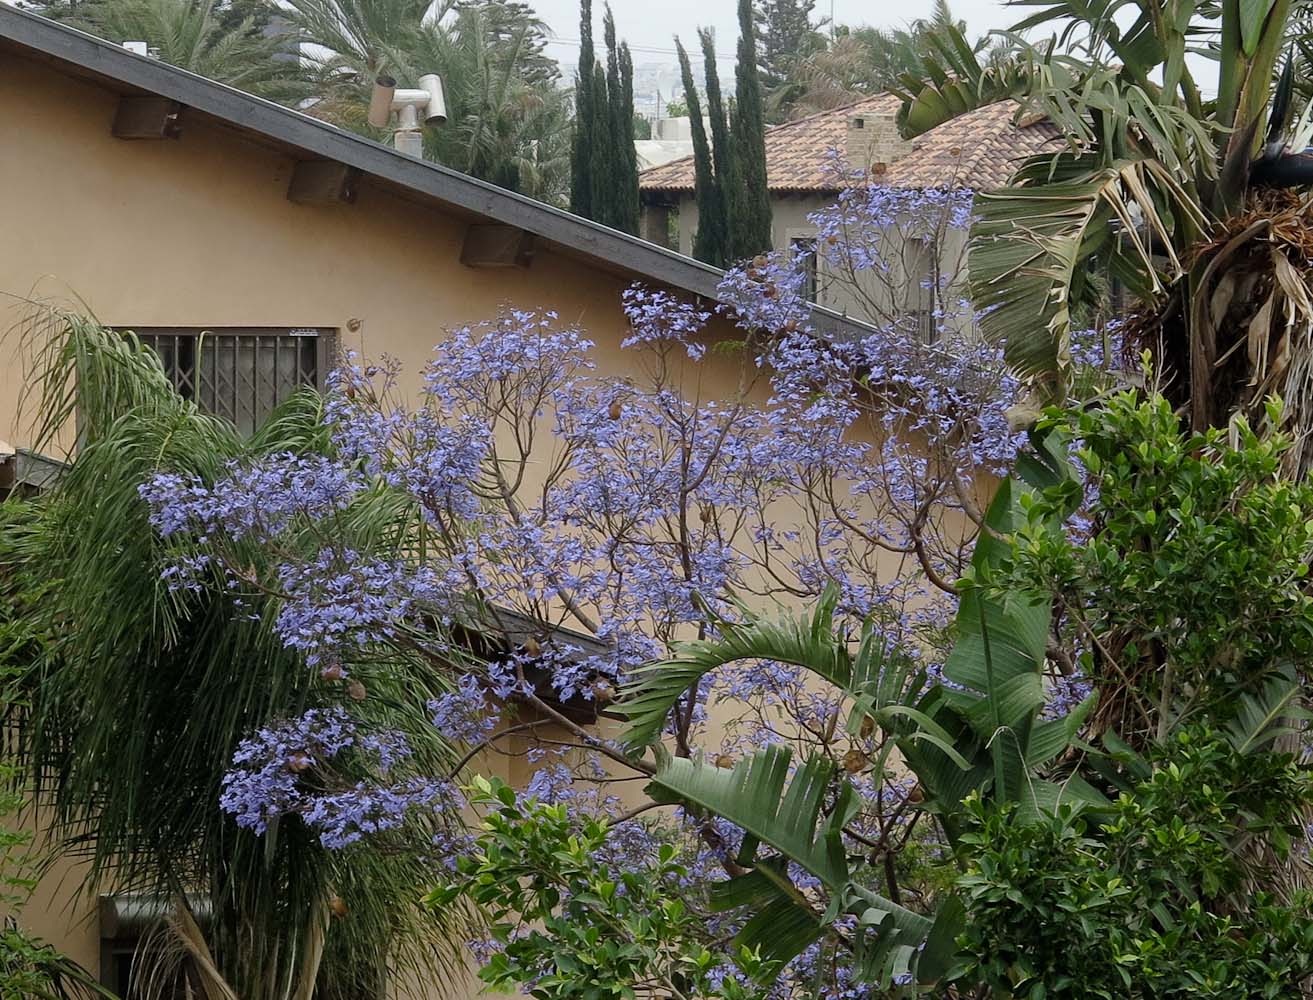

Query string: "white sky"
[[531, 0, 1219, 99], [534, 0, 1014, 71]]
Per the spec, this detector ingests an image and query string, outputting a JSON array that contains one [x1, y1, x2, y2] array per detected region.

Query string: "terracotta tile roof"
[[639, 96, 1062, 194], [885, 101, 1062, 189]]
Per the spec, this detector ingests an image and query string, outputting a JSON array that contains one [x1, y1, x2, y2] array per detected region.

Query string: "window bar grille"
[[125, 327, 331, 434]]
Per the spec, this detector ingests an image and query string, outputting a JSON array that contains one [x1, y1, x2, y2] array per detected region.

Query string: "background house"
[[634, 116, 699, 171], [639, 96, 1061, 338]]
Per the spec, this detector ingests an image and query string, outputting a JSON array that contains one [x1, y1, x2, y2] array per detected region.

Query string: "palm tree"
[[901, 0, 1313, 472], [286, 0, 570, 203], [780, 2, 1006, 120], [35, 0, 313, 103], [283, 0, 437, 92], [3, 310, 469, 1000], [408, 6, 572, 202]]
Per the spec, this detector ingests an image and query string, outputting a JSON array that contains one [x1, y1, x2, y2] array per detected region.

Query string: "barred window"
[[790, 236, 820, 303], [130, 327, 334, 434], [904, 238, 938, 345]]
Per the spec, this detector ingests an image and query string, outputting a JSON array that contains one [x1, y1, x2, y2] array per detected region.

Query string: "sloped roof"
[[639, 96, 1062, 194], [0, 5, 875, 340], [884, 101, 1062, 189]]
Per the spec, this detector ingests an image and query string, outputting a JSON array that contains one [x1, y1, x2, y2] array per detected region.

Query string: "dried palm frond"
[[1130, 189, 1313, 476]]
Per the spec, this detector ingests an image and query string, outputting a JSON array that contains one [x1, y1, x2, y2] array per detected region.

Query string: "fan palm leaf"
[[905, 0, 1313, 422], [970, 155, 1205, 387]]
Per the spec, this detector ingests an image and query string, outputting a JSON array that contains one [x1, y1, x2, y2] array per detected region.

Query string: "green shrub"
[[429, 777, 768, 1000], [953, 729, 1313, 998]]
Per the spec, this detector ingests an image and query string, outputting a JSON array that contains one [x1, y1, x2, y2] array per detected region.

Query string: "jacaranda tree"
[[24, 147, 1310, 998], [117, 179, 1033, 997]]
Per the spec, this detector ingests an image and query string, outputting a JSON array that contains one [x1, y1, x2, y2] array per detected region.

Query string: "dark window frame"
[[126, 326, 335, 433], [790, 235, 820, 303], [903, 238, 939, 345]]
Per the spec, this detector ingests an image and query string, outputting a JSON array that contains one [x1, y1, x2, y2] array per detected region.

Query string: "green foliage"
[[907, 429, 1104, 836], [5, 314, 467, 999], [999, 390, 1313, 734], [414, 4, 572, 201], [753, 0, 824, 122], [621, 594, 962, 983], [644, 745, 960, 988], [429, 777, 769, 1000], [19, 0, 312, 103], [279, 0, 571, 202], [727, 0, 772, 260], [619, 390, 1313, 993], [769, 2, 1003, 121], [888, 10, 1034, 136], [649, 745, 855, 891], [953, 730, 1313, 998], [621, 588, 921, 750], [27, 0, 571, 201], [970, 156, 1204, 393], [0, 929, 115, 1000]]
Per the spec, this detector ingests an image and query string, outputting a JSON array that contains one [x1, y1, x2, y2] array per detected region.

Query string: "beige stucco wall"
[[0, 54, 748, 456], [665, 192, 825, 263], [1, 50, 975, 998], [0, 48, 765, 994]]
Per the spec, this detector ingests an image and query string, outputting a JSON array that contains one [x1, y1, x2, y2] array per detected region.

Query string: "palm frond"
[[891, 22, 1037, 135], [648, 745, 947, 986], [707, 863, 826, 973], [6, 313, 471, 999], [621, 588, 919, 749], [1226, 664, 1308, 753], [969, 156, 1205, 389], [648, 745, 855, 889]]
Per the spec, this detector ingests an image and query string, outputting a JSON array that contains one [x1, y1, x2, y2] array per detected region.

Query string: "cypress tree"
[[588, 58, 611, 223], [618, 41, 640, 233], [676, 38, 728, 266], [699, 29, 735, 264], [599, 6, 638, 234], [569, 0, 594, 217], [570, 3, 639, 233], [729, 0, 773, 259], [602, 7, 622, 228]]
